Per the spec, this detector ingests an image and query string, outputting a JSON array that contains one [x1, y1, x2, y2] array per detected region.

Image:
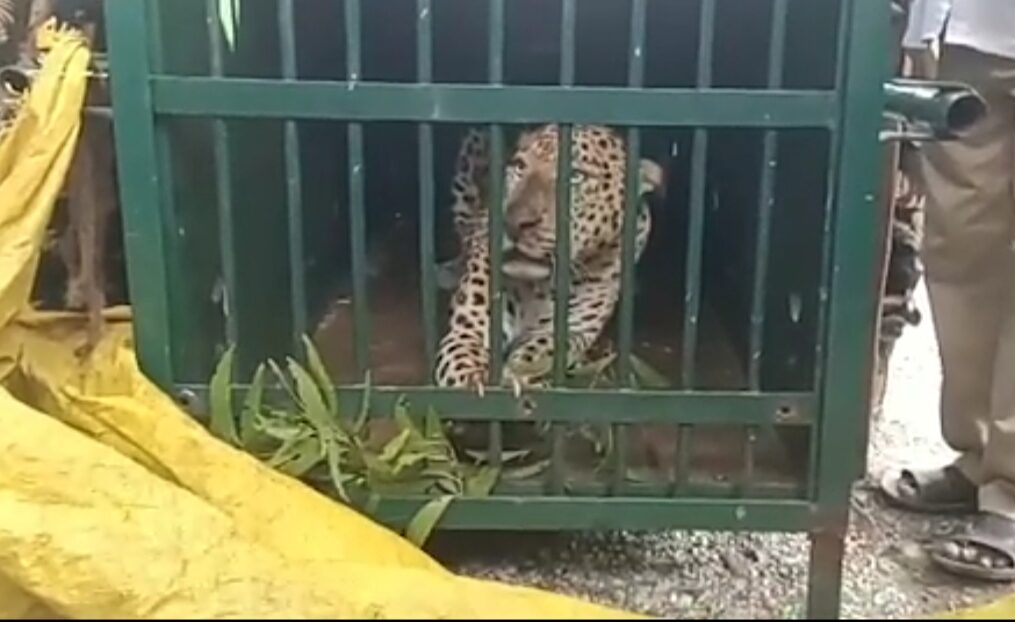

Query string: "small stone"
[[961, 546, 979, 564], [943, 541, 961, 560]]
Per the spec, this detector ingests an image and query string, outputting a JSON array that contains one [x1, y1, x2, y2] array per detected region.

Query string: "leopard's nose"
[[506, 212, 540, 240]]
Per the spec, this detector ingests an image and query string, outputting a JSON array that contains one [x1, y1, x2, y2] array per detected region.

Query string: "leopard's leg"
[[434, 128, 497, 395], [505, 196, 652, 389], [505, 274, 620, 390]]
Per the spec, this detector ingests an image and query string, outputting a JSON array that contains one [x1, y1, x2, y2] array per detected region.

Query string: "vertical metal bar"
[[809, 0, 853, 500], [682, 0, 715, 389], [279, 0, 307, 353], [612, 424, 629, 494], [553, 0, 576, 385], [549, 0, 577, 495], [808, 0, 890, 617], [742, 426, 758, 493], [675, 424, 693, 492], [207, 0, 238, 350], [417, 0, 438, 367], [616, 0, 648, 387], [748, 0, 789, 391], [612, 0, 647, 497], [104, 0, 175, 389], [345, 0, 370, 379], [487, 0, 506, 465]]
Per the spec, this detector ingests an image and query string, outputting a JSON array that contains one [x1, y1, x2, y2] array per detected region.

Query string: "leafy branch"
[[207, 336, 498, 547]]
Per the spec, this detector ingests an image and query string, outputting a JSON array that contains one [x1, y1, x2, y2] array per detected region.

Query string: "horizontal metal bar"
[[181, 384, 816, 425], [495, 478, 803, 502], [152, 78, 838, 127], [372, 498, 816, 532]]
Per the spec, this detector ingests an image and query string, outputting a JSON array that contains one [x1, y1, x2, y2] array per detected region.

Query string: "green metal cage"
[[103, 0, 891, 617]]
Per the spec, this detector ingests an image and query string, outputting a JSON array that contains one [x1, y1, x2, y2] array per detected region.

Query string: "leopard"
[[433, 123, 665, 396]]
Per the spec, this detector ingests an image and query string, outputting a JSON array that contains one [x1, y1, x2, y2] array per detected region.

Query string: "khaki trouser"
[[920, 44, 1015, 519]]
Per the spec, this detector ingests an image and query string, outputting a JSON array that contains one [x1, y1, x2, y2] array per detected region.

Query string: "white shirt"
[[903, 0, 1015, 61]]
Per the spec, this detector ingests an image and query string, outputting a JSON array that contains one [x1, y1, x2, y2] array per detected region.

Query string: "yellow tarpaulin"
[[0, 25, 641, 620], [1, 22, 1012, 622]]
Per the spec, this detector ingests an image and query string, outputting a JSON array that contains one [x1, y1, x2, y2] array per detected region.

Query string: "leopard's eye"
[[509, 156, 527, 171]]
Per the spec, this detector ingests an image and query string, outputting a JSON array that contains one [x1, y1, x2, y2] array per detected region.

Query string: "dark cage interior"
[[144, 0, 849, 495]]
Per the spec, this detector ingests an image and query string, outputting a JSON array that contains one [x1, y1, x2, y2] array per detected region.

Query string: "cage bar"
[[553, 131, 572, 383], [417, 0, 438, 367], [616, 0, 648, 387], [345, 0, 370, 379], [552, 0, 576, 385], [809, 0, 854, 500], [742, 425, 758, 492], [748, 0, 789, 390], [278, 0, 307, 351], [206, 0, 238, 348], [487, 0, 506, 464], [682, 0, 715, 389], [675, 424, 693, 492], [103, 0, 175, 388], [153, 80, 838, 128], [611, 0, 648, 496], [548, 0, 577, 495]]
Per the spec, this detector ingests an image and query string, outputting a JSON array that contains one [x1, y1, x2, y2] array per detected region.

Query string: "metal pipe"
[[883, 78, 987, 139]]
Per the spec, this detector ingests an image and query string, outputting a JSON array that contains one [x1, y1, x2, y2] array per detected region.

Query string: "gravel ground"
[[429, 284, 1011, 619]]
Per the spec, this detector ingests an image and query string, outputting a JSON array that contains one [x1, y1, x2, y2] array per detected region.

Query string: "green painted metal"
[[278, 0, 307, 353], [549, 2, 574, 494], [150, 79, 839, 127], [883, 79, 987, 138], [375, 498, 815, 533], [104, 0, 174, 389], [417, 0, 437, 369], [681, 0, 715, 390], [105, 0, 892, 616], [182, 385, 815, 426], [748, 0, 788, 392], [809, 0, 890, 617]]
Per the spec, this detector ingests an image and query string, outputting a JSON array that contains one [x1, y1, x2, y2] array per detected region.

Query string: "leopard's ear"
[[639, 158, 666, 201]]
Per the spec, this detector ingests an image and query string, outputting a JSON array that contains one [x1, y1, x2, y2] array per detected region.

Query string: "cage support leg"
[[807, 525, 846, 619]]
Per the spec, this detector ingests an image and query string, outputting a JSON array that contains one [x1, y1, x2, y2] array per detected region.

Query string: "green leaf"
[[379, 429, 412, 464], [267, 358, 301, 405], [465, 466, 500, 497], [255, 413, 309, 442], [209, 345, 239, 446], [464, 449, 531, 465], [326, 440, 351, 503], [353, 370, 373, 435], [302, 335, 338, 417], [362, 451, 397, 483], [267, 429, 313, 467], [239, 363, 267, 445], [392, 451, 428, 477], [629, 354, 670, 389], [424, 407, 446, 442], [288, 358, 333, 438], [405, 496, 454, 547], [502, 459, 552, 480], [276, 436, 326, 478], [217, 0, 240, 51], [392, 396, 415, 433]]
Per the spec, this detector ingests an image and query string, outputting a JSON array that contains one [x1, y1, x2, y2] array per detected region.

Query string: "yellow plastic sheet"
[[0, 25, 642, 620]]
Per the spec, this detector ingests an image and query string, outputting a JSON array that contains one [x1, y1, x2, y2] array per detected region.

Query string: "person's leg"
[[880, 44, 1015, 515], [913, 45, 1015, 581]]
